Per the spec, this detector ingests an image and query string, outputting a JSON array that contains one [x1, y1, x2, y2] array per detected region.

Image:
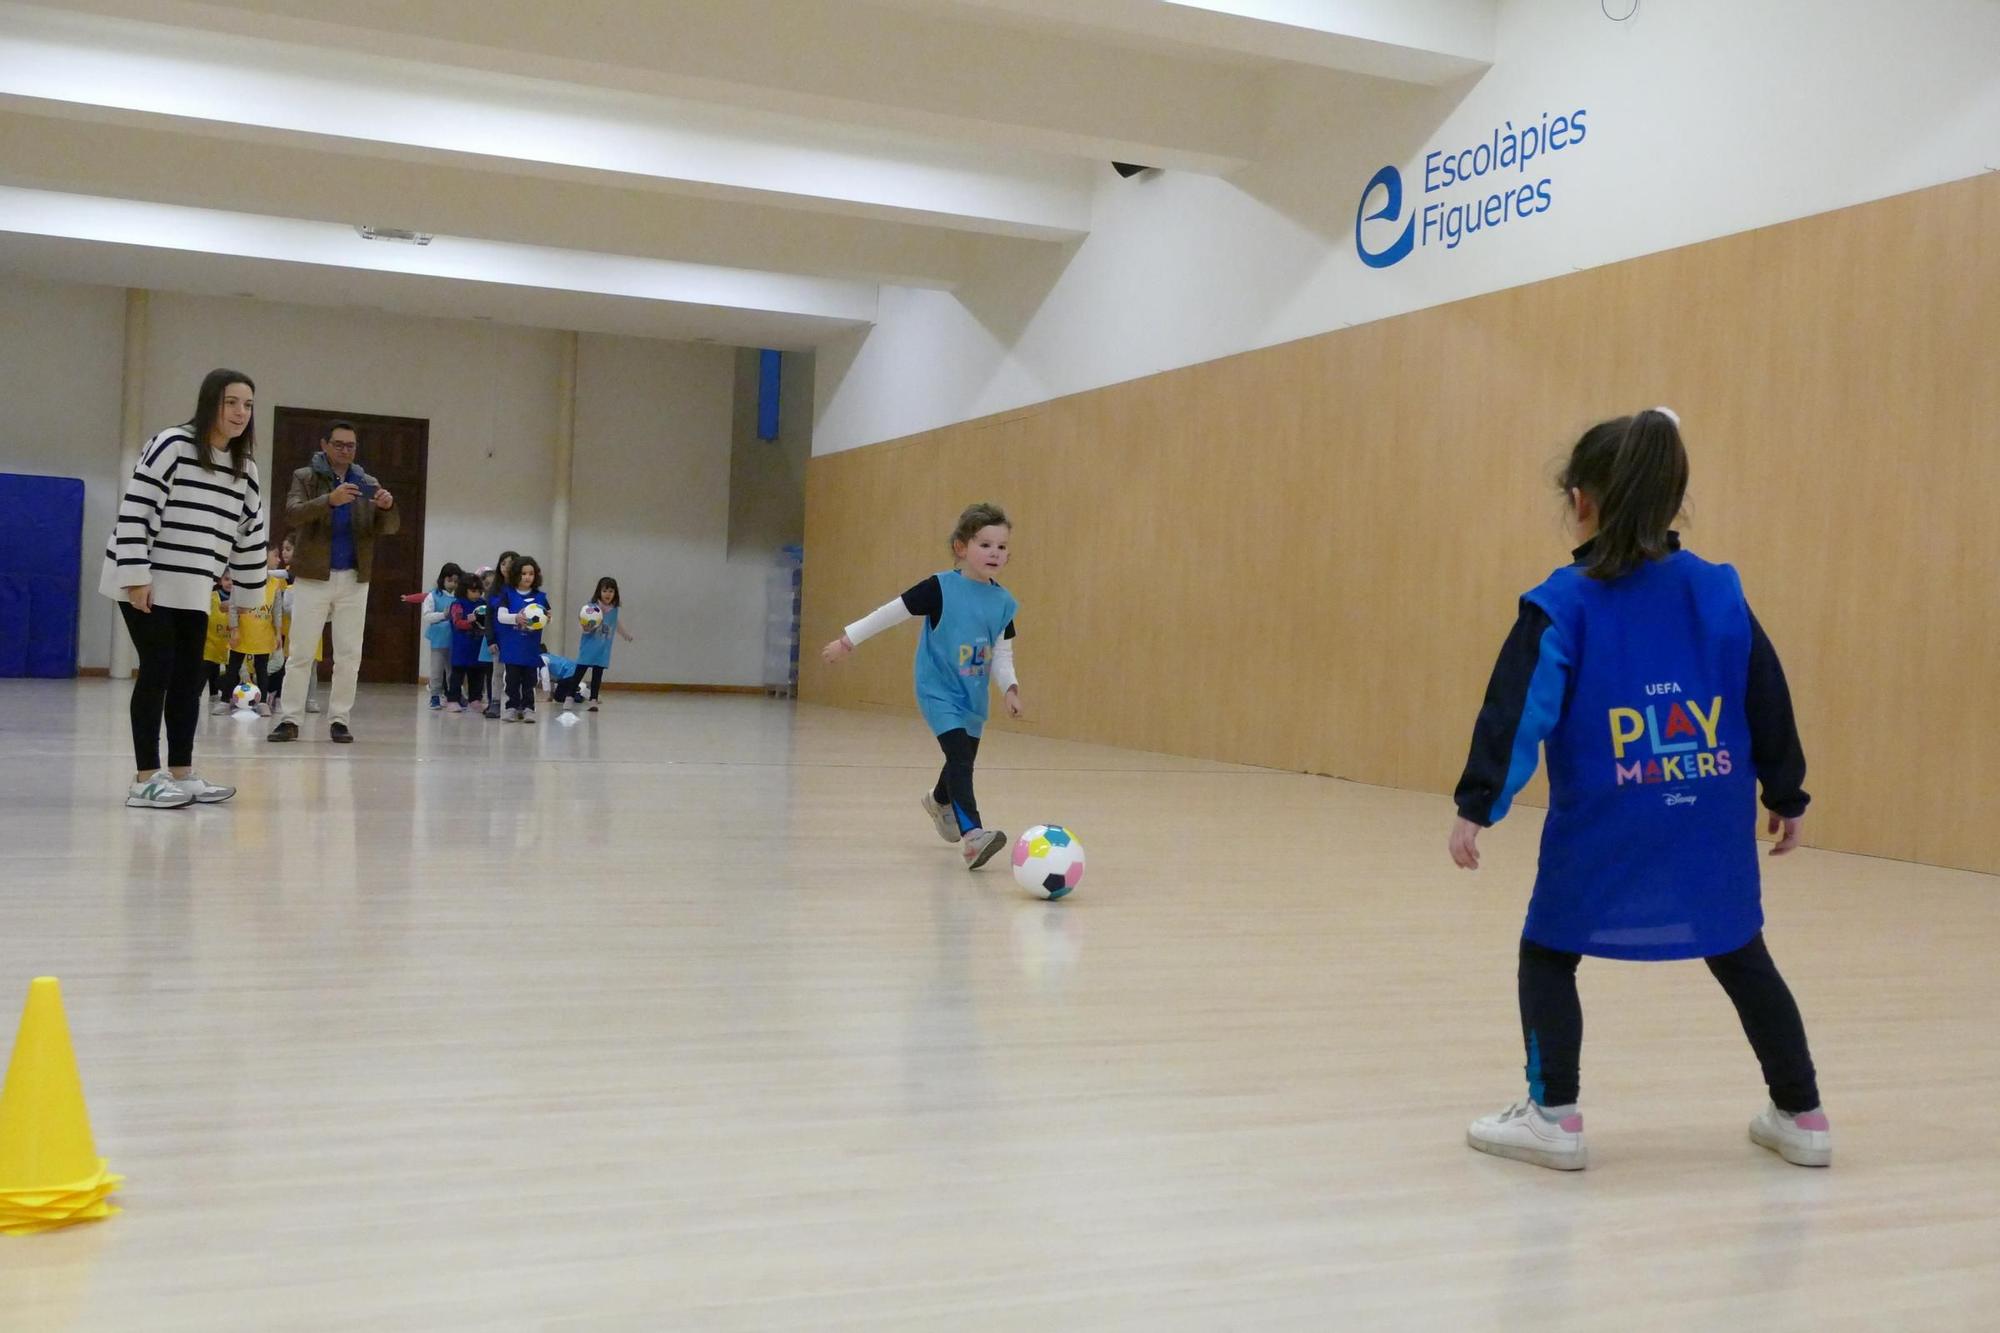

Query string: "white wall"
[[0, 273, 128, 668], [0, 281, 775, 682], [141, 292, 565, 601], [814, 0, 2000, 453], [567, 334, 765, 686]]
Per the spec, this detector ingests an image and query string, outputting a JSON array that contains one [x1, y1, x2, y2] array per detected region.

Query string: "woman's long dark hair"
[[190, 368, 256, 478], [1558, 409, 1688, 581]]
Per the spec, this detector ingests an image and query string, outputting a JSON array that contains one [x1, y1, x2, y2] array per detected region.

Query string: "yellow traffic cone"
[[0, 978, 121, 1234]]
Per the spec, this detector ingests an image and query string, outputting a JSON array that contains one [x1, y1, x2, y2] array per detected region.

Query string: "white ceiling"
[[0, 0, 1495, 348]]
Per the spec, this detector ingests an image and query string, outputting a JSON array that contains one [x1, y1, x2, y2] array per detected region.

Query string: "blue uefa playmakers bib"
[[576, 606, 617, 669], [913, 570, 1016, 738], [1522, 551, 1762, 961]]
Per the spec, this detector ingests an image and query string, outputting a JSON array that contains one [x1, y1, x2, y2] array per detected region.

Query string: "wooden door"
[[270, 408, 430, 684]]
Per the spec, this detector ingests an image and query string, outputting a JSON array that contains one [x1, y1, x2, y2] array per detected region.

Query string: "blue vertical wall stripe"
[[757, 349, 782, 441]]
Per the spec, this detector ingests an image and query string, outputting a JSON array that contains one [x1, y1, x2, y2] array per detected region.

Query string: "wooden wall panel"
[[802, 173, 2000, 874]]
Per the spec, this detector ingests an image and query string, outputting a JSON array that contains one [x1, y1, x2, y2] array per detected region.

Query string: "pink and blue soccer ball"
[[1012, 824, 1085, 900], [230, 682, 260, 709]]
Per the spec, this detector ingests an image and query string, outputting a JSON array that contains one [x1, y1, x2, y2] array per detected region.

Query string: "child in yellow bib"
[[226, 572, 280, 714], [204, 579, 232, 712]]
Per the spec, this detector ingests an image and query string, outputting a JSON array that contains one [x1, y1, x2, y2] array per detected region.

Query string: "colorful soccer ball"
[[230, 682, 261, 710], [579, 603, 604, 631], [521, 603, 550, 632], [1012, 824, 1085, 900], [472, 603, 489, 629]]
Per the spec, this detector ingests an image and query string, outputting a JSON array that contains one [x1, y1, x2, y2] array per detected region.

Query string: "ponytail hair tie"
[[1650, 405, 1681, 427]]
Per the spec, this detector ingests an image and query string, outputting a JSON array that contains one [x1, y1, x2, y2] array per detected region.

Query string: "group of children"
[[408, 551, 633, 723], [202, 542, 634, 725], [203, 535, 301, 717], [821, 409, 1833, 1174]]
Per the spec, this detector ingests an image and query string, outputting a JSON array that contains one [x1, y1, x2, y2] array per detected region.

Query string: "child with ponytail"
[[1452, 408, 1829, 1171]]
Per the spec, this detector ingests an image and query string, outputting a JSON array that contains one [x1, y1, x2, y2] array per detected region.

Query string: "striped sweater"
[[98, 426, 269, 612]]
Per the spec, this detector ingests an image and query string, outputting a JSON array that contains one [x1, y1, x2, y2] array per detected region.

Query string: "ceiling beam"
[[0, 2, 1093, 241]]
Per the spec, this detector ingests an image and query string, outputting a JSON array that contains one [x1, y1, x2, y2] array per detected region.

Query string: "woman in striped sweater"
[[99, 368, 270, 809]]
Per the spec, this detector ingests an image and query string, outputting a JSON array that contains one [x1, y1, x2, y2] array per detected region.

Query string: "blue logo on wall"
[[1354, 165, 1414, 269], [1355, 108, 1589, 270]]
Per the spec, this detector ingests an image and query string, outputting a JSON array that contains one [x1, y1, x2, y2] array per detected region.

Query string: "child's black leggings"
[[503, 663, 537, 712], [1518, 932, 1820, 1113], [932, 729, 981, 835], [226, 651, 270, 696]]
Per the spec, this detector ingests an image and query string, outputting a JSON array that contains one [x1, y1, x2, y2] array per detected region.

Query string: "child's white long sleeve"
[[498, 606, 521, 625], [991, 637, 1018, 694], [844, 599, 913, 646]]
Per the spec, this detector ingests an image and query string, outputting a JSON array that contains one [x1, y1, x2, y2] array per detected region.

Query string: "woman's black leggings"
[[120, 603, 208, 772], [932, 729, 982, 835], [1518, 932, 1820, 1112]]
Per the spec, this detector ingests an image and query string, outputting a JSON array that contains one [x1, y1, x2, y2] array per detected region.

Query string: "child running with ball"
[[822, 503, 1023, 871]]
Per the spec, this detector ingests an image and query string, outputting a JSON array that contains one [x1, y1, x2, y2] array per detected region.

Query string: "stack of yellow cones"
[[0, 978, 122, 1235]]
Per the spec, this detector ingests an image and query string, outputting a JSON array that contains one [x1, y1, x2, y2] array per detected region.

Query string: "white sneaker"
[[173, 772, 236, 804], [306, 698, 322, 714], [210, 698, 232, 716], [561, 700, 575, 712], [920, 791, 961, 843], [502, 709, 520, 723], [1467, 1100, 1588, 1171], [255, 701, 271, 717], [961, 828, 1007, 870], [1749, 1103, 1831, 1167], [126, 771, 194, 809], [522, 709, 537, 724]]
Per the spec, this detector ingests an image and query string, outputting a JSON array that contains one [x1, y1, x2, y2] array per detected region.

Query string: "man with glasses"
[[270, 420, 398, 744]]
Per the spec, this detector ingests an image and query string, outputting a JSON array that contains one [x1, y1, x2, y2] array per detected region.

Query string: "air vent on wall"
[[355, 225, 434, 245]]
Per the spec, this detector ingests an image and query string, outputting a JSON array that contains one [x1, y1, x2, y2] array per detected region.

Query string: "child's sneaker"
[[255, 701, 271, 717], [586, 696, 599, 713], [126, 771, 194, 809], [1467, 1100, 1587, 1171], [1749, 1103, 1831, 1167], [444, 701, 463, 713], [484, 701, 501, 719], [961, 828, 1007, 870], [429, 694, 442, 710], [210, 697, 231, 716], [502, 709, 520, 723], [307, 697, 323, 714], [561, 700, 575, 712], [920, 791, 961, 844], [522, 709, 537, 724]]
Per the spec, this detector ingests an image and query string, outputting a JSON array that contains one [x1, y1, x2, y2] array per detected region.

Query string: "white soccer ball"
[[579, 603, 604, 631], [521, 603, 550, 632], [1011, 824, 1085, 900], [230, 682, 261, 710]]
